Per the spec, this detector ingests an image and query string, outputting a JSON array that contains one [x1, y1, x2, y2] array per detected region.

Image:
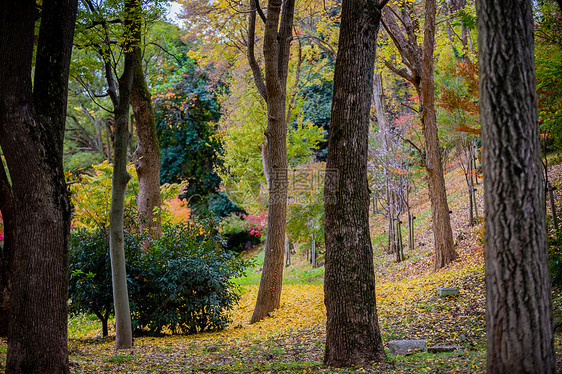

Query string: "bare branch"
[[399, 134, 425, 163], [384, 60, 414, 83], [255, 0, 267, 23], [247, 0, 267, 102], [146, 42, 183, 65]]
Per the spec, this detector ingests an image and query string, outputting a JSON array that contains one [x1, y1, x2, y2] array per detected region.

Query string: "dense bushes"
[[219, 213, 265, 252], [69, 229, 142, 336], [69, 221, 246, 336]]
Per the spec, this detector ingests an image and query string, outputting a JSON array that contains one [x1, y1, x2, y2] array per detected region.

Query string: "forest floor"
[[1, 161, 561, 373]]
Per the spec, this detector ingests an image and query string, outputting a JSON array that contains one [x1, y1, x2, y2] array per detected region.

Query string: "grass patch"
[[68, 313, 104, 339]]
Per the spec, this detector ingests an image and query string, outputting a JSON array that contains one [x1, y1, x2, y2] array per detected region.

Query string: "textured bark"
[[108, 0, 137, 350], [323, 0, 387, 367], [248, 0, 295, 324], [477, 0, 555, 372], [420, 0, 457, 270], [131, 44, 162, 240], [0, 160, 13, 337], [0, 0, 77, 372], [382, 0, 457, 270]]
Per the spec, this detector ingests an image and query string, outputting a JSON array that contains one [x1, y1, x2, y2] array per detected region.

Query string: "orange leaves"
[[163, 197, 191, 224]]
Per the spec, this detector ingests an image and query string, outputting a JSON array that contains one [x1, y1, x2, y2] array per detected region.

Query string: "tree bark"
[[477, 0, 555, 372], [248, 0, 295, 324], [108, 0, 137, 350], [323, 0, 387, 367], [419, 0, 457, 270], [0, 159, 13, 337], [382, 1, 457, 270], [131, 43, 162, 240], [0, 0, 77, 372]]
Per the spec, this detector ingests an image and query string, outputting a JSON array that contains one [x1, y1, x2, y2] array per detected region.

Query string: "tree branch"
[[247, 0, 267, 102], [146, 42, 183, 66], [384, 60, 414, 83]]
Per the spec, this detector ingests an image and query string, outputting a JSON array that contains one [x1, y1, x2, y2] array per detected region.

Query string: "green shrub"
[[132, 220, 246, 333], [219, 213, 264, 252], [68, 220, 246, 336], [68, 228, 142, 336]]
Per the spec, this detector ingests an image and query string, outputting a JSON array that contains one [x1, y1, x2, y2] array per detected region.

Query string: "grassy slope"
[[0, 163, 560, 373]]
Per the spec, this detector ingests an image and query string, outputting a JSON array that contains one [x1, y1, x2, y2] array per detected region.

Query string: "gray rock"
[[437, 287, 459, 297], [427, 345, 464, 353], [387, 340, 427, 356], [205, 345, 220, 352]]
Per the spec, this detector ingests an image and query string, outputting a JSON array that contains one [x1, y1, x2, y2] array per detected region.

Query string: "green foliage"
[[286, 163, 325, 248], [152, 47, 242, 217], [154, 57, 222, 194], [219, 213, 265, 252], [64, 151, 106, 174], [68, 228, 143, 330], [68, 221, 247, 335], [294, 78, 333, 160], [131, 221, 246, 333]]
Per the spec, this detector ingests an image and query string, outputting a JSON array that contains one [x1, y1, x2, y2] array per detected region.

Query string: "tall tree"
[[477, 0, 555, 372], [0, 155, 13, 337], [323, 0, 388, 366], [107, 0, 139, 350], [247, 0, 296, 323], [382, 0, 458, 270], [0, 0, 78, 372], [131, 22, 162, 240]]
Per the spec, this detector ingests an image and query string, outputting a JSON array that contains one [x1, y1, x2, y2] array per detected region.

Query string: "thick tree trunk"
[[131, 45, 162, 240], [108, 0, 137, 350], [323, 0, 387, 367], [0, 0, 77, 372], [0, 161, 13, 337], [248, 0, 295, 324], [477, 0, 555, 372], [420, 0, 457, 270]]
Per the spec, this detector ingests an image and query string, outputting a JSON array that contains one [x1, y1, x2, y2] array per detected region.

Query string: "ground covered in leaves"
[[61, 257, 489, 374], [1, 163, 562, 373]]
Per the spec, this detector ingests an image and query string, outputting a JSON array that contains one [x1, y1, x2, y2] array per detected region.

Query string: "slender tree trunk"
[[248, 0, 295, 324], [0, 0, 77, 372], [548, 182, 560, 238], [323, 0, 387, 367], [477, 0, 555, 372], [382, 1, 457, 269], [420, 0, 457, 270], [108, 0, 137, 350], [373, 74, 398, 255], [131, 44, 162, 240]]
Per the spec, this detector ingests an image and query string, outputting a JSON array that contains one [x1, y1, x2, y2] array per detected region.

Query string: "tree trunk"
[[248, 0, 295, 324], [419, 0, 457, 270], [323, 0, 387, 367], [382, 1, 457, 270], [131, 44, 162, 240], [0, 0, 77, 372], [108, 0, 137, 350], [477, 0, 555, 372], [0, 160, 13, 337]]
